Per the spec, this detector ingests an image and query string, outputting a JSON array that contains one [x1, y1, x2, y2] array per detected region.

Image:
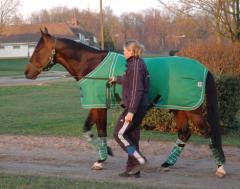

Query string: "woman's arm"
[[127, 60, 144, 114]]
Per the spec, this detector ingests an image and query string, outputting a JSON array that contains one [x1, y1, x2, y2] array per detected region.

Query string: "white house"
[[0, 42, 36, 58], [0, 22, 99, 59]]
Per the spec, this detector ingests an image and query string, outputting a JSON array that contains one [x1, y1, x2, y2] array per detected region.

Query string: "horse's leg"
[[161, 110, 191, 169], [205, 72, 226, 177], [83, 109, 95, 134], [95, 108, 114, 161], [186, 108, 210, 138], [186, 106, 226, 177], [84, 108, 113, 170], [83, 108, 100, 149]]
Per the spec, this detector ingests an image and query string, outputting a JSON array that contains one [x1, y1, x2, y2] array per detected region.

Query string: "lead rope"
[[106, 82, 111, 109]]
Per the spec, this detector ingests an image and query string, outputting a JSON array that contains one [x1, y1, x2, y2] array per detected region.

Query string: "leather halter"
[[28, 38, 57, 73]]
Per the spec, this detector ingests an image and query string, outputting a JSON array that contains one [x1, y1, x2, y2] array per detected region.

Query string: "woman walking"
[[109, 40, 150, 178]]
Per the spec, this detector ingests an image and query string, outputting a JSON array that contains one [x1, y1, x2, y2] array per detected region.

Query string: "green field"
[[0, 58, 28, 76], [0, 81, 87, 136], [0, 58, 65, 76], [0, 173, 162, 189]]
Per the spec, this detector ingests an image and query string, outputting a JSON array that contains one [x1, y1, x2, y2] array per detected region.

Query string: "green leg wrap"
[[84, 132, 108, 161], [165, 139, 185, 165], [97, 137, 108, 161], [209, 139, 225, 166]]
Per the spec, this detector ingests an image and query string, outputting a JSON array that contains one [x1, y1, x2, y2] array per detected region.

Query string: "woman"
[[109, 40, 150, 178]]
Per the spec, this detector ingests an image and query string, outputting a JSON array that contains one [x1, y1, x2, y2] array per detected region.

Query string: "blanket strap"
[[148, 94, 161, 109]]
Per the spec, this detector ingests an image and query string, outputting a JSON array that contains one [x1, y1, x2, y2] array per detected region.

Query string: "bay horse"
[[24, 28, 226, 177]]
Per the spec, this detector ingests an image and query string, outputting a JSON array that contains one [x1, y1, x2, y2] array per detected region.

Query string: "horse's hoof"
[[161, 162, 172, 172], [215, 165, 226, 178], [161, 167, 170, 172], [91, 162, 103, 170], [161, 162, 172, 168]]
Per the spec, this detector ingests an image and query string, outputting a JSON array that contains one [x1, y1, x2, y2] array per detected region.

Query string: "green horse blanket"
[[78, 52, 208, 110]]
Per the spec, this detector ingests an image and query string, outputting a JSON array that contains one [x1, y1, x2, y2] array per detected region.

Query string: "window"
[[13, 45, 20, 49], [93, 36, 97, 43], [79, 33, 85, 42], [29, 45, 36, 48]]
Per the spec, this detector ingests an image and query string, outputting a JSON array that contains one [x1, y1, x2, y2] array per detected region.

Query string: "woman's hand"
[[125, 112, 134, 122], [108, 76, 115, 84]]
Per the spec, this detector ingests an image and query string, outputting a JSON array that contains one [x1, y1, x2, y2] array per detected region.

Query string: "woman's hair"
[[124, 40, 145, 57]]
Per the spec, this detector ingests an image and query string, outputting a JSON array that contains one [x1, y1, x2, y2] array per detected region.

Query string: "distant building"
[[0, 22, 99, 59]]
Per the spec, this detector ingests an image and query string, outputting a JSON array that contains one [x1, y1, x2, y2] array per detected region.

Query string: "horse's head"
[[25, 27, 56, 79]]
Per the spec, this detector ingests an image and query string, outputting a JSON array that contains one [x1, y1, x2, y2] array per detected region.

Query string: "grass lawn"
[[0, 80, 239, 146], [0, 173, 162, 189], [0, 58, 28, 76], [0, 58, 65, 76], [0, 81, 87, 136]]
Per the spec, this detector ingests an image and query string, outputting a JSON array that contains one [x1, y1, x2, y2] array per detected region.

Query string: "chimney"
[[71, 17, 79, 27], [71, 9, 79, 27]]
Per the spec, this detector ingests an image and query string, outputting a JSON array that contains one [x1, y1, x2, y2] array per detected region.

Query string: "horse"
[[24, 28, 226, 177]]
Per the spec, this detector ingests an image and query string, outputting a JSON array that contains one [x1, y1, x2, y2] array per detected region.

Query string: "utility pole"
[[100, 0, 104, 49]]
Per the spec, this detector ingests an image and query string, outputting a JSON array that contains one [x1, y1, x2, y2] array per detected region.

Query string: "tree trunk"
[[236, 0, 240, 41]]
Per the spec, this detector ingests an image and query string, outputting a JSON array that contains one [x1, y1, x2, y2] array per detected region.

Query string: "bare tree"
[[120, 12, 144, 43], [158, 0, 240, 42], [10, 14, 25, 25], [0, 0, 20, 25], [23, 4, 213, 51], [143, 9, 168, 52]]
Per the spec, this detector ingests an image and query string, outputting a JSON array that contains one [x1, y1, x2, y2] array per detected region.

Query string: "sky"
[[20, 0, 162, 18]]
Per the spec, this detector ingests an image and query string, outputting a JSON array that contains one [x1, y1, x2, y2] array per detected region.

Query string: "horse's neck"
[[56, 45, 107, 81]]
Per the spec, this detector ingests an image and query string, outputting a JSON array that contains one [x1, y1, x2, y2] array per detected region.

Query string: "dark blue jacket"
[[117, 56, 150, 113]]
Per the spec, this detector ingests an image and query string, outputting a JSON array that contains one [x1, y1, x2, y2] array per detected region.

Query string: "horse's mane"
[[58, 37, 107, 53]]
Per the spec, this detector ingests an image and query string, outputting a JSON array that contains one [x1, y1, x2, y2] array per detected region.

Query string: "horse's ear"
[[44, 27, 49, 34], [40, 27, 50, 36], [40, 28, 51, 41], [40, 28, 45, 36]]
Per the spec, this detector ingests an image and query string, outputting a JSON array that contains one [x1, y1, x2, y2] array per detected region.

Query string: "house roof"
[[0, 23, 87, 43]]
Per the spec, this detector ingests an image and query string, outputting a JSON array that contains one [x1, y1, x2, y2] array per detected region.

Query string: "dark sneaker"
[[133, 171, 141, 178], [119, 171, 141, 178], [129, 155, 148, 174], [128, 162, 147, 175]]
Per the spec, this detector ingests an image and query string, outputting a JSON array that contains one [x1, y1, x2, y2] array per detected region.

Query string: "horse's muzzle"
[[24, 64, 38, 79]]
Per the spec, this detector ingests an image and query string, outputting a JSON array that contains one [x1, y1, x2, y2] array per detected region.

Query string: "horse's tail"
[[206, 71, 225, 163]]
